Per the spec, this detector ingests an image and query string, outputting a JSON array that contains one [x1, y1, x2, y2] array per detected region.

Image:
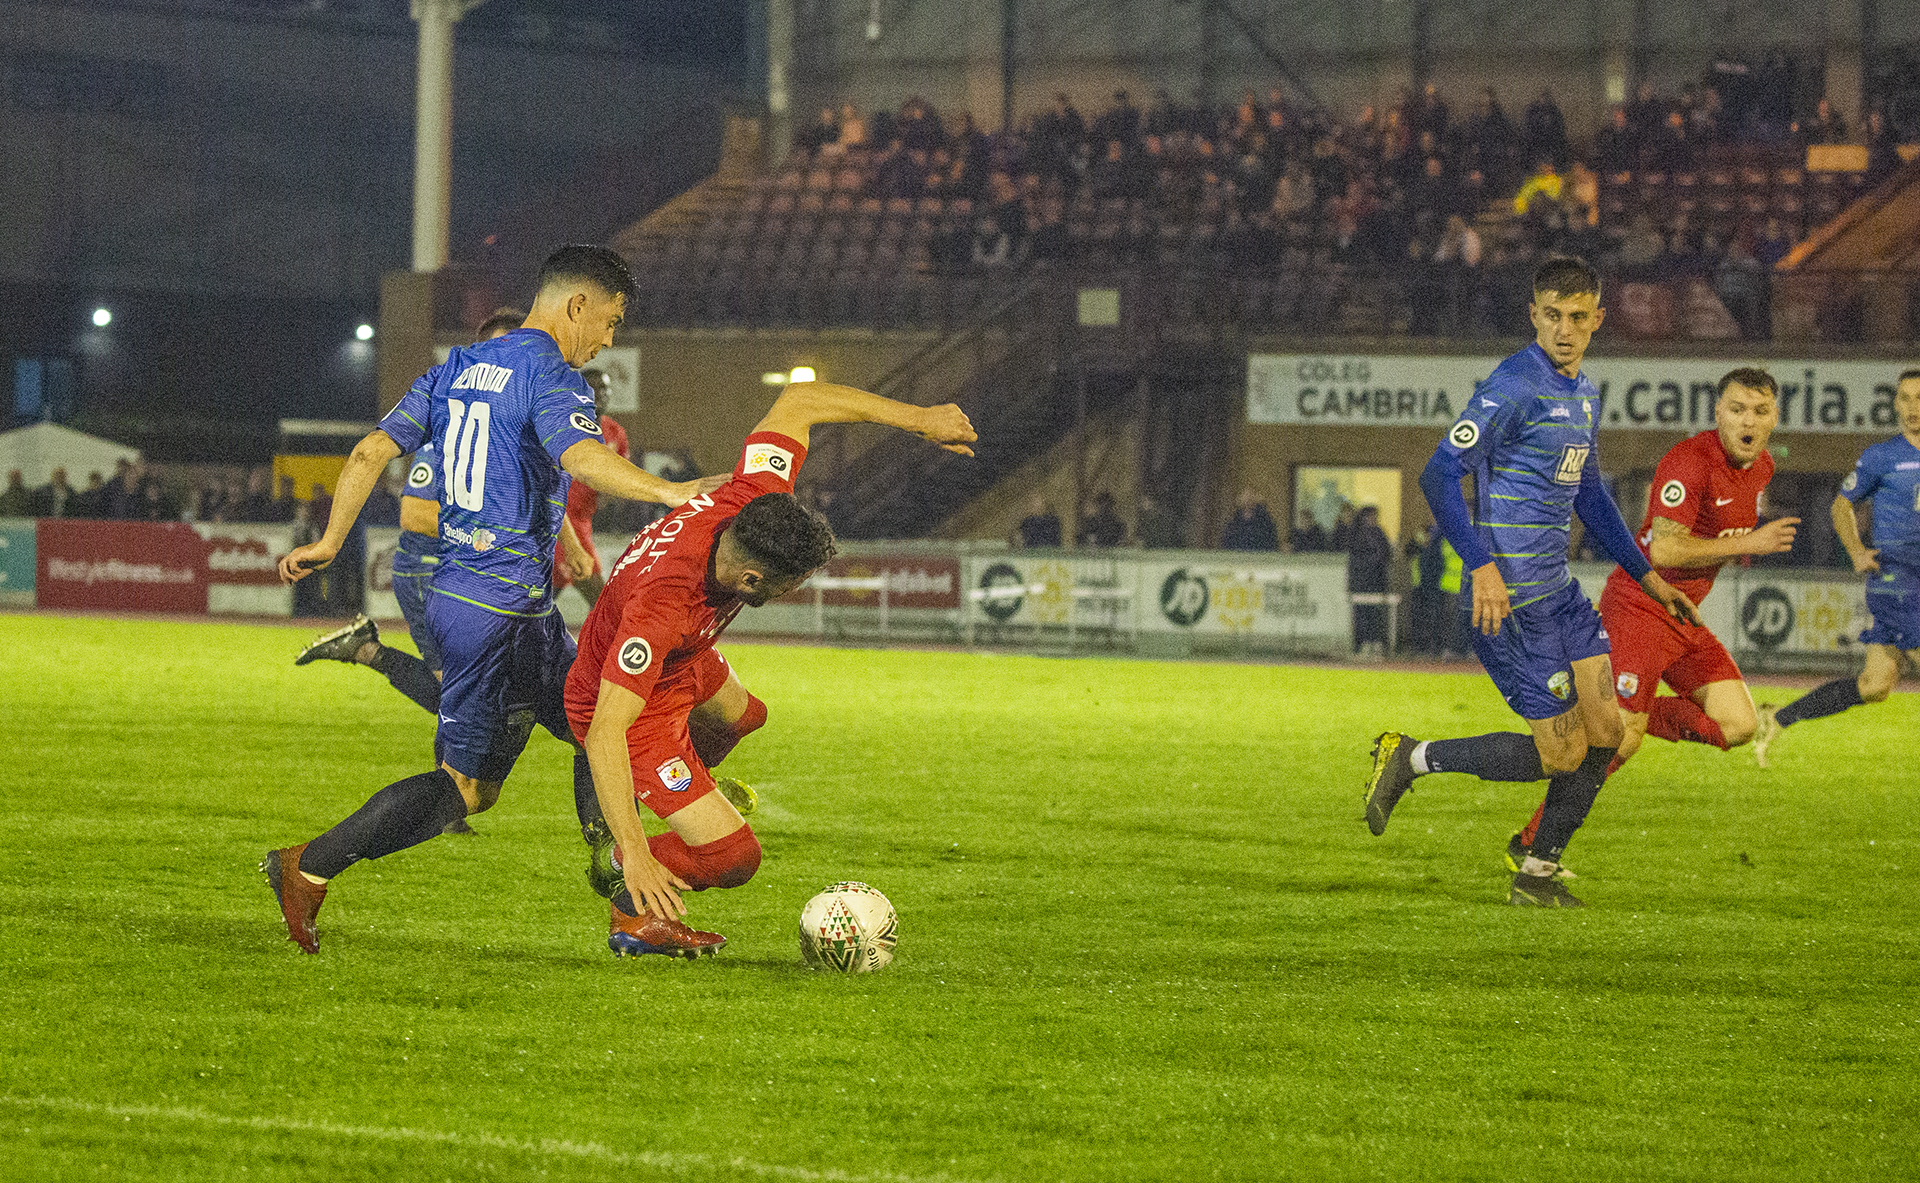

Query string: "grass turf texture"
[[1, 614, 1915, 1182]]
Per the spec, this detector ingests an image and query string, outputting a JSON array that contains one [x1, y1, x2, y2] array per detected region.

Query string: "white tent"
[[0, 423, 141, 488]]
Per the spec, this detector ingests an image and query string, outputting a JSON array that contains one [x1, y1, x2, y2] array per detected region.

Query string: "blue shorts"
[[1471, 580, 1612, 720], [392, 571, 441, 673], [1859, 584, 1920, 652], [428, 592, 577, 782]]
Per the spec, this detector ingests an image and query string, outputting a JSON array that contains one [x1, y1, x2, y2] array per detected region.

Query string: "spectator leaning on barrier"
[[1135, 493, 1181, 549], [74, 472, 106, 519], [1347, 506, 1394, 659], [1290, 509, 1328, 553], [0, 470, 29, 517], [1221, 489, 1280, 551], [1076, 491, 1127, 548], [1016, 495, 1062, 548], [31, 467, 75, 518]]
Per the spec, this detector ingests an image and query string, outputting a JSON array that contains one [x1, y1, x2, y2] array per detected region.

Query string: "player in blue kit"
[[292, 310, 529, 836], [1753, 370, 1920, 758], [1361, 256, 1702, 906], [259, 246, 719, 954]]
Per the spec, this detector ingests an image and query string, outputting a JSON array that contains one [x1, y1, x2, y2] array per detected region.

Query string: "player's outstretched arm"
[[560, 439, 726, 507], [279, 430, 401, 583], [583, 679, 691, 920], [754, 381, 976, 454], [1831, 494, 1880, 573], [1646, 515, 1798, 568]]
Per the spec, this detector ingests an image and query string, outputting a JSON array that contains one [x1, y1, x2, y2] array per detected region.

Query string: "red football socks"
[[1647, 696, 1728, 749], [647, 825, 763, 890]]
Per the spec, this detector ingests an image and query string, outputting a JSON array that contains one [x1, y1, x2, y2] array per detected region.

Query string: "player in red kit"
[[1510, 368, 1798, 868], [566, 380, 976, 958], [554, 367, 628, 607]]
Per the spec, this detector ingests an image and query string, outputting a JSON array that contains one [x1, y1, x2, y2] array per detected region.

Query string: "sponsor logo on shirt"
[[569, 411, 601, 436], [1549, 406, 1571, 419], [1616, 672, 1639, 698], [656, 757, 693, 792], [408, 461, 433, 489], [618, 637, 652, 675], [743, 442, 795, 479], [451, 362, 513, 393], [441, 522, 496, 552], [1554, 444, 1590, 485], [1448, 420, 1479, 449], [1660, 479, 1687, 507]]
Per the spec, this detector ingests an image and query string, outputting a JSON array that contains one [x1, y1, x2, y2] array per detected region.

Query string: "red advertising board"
[[36, 520, 211, 612], [782, 554, 962, 609]]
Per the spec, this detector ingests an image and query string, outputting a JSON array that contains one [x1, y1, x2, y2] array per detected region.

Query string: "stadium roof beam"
[[1207, 0, 1326, 113], [410, 0, 488, 274]]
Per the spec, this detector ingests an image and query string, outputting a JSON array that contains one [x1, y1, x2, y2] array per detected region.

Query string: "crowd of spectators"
[[0, 460, 312, 524], [750, 61, 1909, 339]]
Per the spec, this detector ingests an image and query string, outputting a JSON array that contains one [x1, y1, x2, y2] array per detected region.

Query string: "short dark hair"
[[1532, 255, 1601, 301], [474, 306, 525, 341], [536, 244, 638, 307], [1898, 368, 1920, 386], [728, 492, 837, 579], [1718, 367, 1778, 400]]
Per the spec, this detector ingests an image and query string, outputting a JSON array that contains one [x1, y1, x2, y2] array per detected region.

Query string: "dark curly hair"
[[728, 493, 838, 579]]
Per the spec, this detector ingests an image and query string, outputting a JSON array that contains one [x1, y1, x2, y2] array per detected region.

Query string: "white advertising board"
[[1248, 354, 1909, 434]]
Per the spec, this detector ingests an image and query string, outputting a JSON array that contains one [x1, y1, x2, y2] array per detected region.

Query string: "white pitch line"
[[0, 1095, 990, 1183]]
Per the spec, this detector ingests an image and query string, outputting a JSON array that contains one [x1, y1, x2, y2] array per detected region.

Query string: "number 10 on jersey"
[[444, 398, 491, 511]]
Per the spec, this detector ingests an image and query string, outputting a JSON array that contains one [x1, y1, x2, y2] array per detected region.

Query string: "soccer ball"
[[798, 881, 897, 974]]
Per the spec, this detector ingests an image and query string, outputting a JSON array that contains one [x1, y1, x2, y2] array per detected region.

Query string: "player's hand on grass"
[[915, 404, 977, 456], [1849, 547, 1881, 574], [1748, 516, 1799, 556], [1640, 571, 1704, 627], [1470, 562, 1511, 635], [623, 850, 691, 921], [279, 542, 336, 584]]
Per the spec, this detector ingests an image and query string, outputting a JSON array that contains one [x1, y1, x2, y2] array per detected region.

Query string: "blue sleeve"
[[379, 372, 436, 454], [532, 362, 605, 465], [1420, 448, 1495, 572], [403, 441, 440, 503], [1840, 448, 1882, 504], [1573, 448, 1652, 581]]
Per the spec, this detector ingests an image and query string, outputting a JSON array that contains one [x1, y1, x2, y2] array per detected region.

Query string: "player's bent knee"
[[470, 780, 504, 814], [1535, 737, 1587, 777], [1720, 718, 1756, 747], [692, 825, 761, 889]]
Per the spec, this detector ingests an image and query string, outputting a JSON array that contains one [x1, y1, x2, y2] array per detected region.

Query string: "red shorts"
[[1598, 581, 1743, 715], [565, 648, 734, 820]]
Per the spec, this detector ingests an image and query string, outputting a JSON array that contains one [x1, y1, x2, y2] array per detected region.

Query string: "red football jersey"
[[565, 430, 806, 724], [1604, 429, 1773, 606], [565, 415, 630, 526]]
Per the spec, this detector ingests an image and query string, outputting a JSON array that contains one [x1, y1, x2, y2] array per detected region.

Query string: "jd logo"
[[1160, 569, 1209, 627], [977, 562, 1026, 622], [1740, 587, 1794, 650]]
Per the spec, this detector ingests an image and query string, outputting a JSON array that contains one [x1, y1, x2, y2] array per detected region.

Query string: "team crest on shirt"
[[569, 411, 601, 436], [1660, 480, 1687, 507], [1616, 672, 1640, 698], [1448, 420, 1479, 449], [1842, 472, 1858, 492], [617, 638, 652, 675], [655, 757, 693, 792], [1547, 670, 1572, 701], [408, 461, 432, 489], [744, 443, 794, 478]]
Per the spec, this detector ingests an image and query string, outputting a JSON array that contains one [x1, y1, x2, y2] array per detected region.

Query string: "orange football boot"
[[261, 843, 327, 954], [608, 903, 726, 960]]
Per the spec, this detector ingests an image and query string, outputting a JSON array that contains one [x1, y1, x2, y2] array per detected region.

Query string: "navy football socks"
[[299, 769, 471, 880], [1421, 733, 1545, 781], [1530, 746, 1616, 864], [1774, 678, 1863, 727], [369, 647, 442, 714]]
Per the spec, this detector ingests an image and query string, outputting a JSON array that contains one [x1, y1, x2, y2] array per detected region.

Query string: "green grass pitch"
[[1, 614, 1915, 1181]]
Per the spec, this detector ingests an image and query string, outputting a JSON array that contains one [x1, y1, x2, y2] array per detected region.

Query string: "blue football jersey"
[[1438, 343, 1604, 608], [378, 329, 606, 615], [1841, 433, 1920, 588], [390, 441, 441, 578]]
